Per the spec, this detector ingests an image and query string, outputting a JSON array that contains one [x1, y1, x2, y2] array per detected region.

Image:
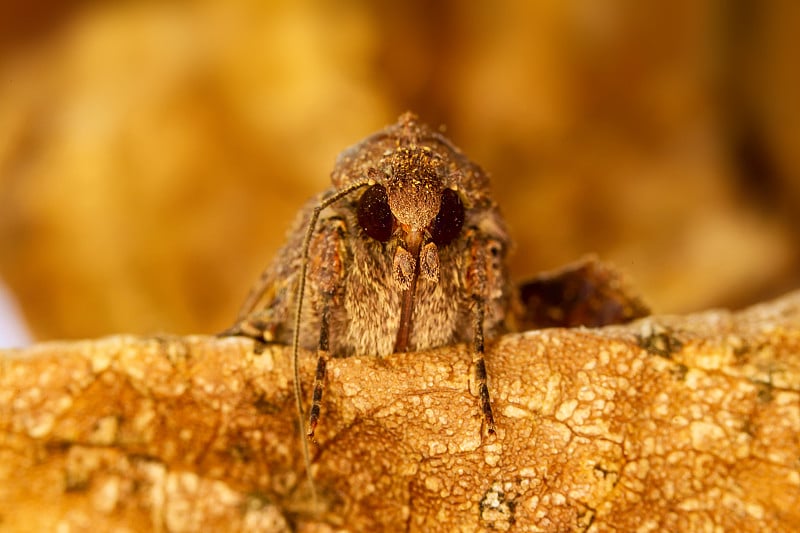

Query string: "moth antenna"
[[292, 180, 369, 509]]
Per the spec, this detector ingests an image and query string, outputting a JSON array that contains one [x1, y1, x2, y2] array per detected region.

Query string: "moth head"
[[356, 147, 465, 289], [356, 147, 465, 249]]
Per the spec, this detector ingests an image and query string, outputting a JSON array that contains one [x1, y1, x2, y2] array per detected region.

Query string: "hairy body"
[[224, 113, 649, 506], [231, 113, 510, 358]]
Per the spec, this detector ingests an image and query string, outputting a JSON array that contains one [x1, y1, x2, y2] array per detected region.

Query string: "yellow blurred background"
[[0, 1, 798, 343]]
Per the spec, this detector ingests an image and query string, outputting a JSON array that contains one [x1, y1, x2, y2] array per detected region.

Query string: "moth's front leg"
[[306, 216, 348, 438], [465, 228, 505, 435]]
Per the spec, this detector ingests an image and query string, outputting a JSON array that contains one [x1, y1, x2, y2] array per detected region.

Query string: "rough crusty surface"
[[2, 292, 799, 532]]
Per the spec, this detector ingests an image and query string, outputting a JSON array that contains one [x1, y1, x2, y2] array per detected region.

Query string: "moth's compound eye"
[[430, 188, 465, 246], [357, 184, 394, 242]]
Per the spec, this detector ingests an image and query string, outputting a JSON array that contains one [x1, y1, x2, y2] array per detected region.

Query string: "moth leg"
[[305, 217, 347, 438], [218, 308, 280, 354], [218, 309, 270, 337], [219, 262, 285, 350], [219, 253, 286, 348], [307, 303, 331, 438], [466, 232, 496, 434]]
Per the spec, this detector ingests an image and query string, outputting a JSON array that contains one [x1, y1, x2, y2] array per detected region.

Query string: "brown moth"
[[227, 111, 509, 419], [224, 113, 509, 488], [223, 112, 646, 499]]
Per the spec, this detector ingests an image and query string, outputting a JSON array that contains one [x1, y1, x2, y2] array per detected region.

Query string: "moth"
[[226, 112, 507, 433], [224, 112, 647, 494]]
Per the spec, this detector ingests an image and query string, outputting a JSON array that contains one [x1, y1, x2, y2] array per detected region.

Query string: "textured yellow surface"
[[2, 291, 799, 531]]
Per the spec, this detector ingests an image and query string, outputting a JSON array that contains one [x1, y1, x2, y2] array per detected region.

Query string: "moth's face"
[[355, 146, 466, 291], [356, 147, 465, 252]]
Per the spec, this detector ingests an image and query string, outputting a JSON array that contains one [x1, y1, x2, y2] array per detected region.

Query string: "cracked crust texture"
[[1, 291, 799, 532]]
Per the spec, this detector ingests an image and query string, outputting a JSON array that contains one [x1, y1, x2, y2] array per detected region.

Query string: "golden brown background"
[[1, 1, 798, 342]]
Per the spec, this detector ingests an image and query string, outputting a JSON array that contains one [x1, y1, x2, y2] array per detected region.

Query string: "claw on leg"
[[218, 313, 276, 354]]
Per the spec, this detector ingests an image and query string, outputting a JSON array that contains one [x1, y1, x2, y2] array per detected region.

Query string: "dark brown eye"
[[357, 184, 394, 242], [430, 188, 464, 246]]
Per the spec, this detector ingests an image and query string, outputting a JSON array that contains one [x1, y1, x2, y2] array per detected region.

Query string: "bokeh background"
[[1, 1, 798, 346]]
